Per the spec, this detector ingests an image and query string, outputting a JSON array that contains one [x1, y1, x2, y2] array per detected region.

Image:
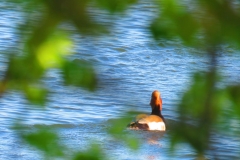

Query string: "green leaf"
[[150, 0, 199, 45], [6, 55, 44, 83], [124, 136, 140, 150], [170, 71, 221, 154], [36, 33, 73, 69], [61, 59, 97, 91], [107, 112, 140, 150], [150, 18, 175, 40], [227, 85, 240, 117], [73, 144, 106, 160], [23, 84, 48, 106], [94, 0, 137, 13], [21, 127, 64, 157]]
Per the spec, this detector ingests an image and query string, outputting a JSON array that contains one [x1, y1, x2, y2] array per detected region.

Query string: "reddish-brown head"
[[150, 90, 162, 110]]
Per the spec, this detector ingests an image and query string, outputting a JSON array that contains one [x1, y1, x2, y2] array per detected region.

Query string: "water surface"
[[0, 1, 240, 160]]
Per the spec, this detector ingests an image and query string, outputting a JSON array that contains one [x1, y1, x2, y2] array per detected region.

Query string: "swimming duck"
[[128, 90, 166, 131]]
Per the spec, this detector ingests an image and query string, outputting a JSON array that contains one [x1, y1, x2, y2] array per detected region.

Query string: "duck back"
[[128, 115, 166, 131]]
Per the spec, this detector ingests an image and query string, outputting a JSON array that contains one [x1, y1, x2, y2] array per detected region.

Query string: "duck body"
[[127, 90, 166, 131], [128, 115, 166, 131], [128, 111, 166, 131]]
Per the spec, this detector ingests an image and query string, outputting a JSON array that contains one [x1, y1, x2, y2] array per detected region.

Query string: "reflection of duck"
[[128, 90, 166, 131]]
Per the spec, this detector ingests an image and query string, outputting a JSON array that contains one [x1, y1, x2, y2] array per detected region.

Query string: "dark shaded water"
[[0, 1, 240, 160]]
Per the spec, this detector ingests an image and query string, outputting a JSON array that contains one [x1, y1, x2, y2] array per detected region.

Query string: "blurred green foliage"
[[94, 0, 137, 13], [150, 0, 199, 45], [150, 0, 240, 158], [107, 111, 142, 150], [151, 0, 240, 47], [72, 144, 107, 160], [1, 0, 240, 159], [170, 72, 219, 154], [62, 59, 97, 91], [21, 127, 65, 157]]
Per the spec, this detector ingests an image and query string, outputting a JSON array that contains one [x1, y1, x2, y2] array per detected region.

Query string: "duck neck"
[[151, 106, 166, 124], [151, 106, 162, 116]]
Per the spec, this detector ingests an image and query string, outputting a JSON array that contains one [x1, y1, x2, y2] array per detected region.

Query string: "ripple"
[[0, 0, 240, 159]]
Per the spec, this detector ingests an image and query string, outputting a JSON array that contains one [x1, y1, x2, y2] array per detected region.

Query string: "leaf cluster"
[[2, 0, 240, 159]]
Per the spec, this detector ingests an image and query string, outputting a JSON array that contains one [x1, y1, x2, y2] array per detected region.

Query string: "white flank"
[[147, 122, 166, 131]]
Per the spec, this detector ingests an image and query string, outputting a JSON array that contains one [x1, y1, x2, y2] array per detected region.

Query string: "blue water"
[[0, 1, 240, 160]]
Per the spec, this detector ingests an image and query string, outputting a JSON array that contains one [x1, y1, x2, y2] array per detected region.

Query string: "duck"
[[128, 90, 166, 131]]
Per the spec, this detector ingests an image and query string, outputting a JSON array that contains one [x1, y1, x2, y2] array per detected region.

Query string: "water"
[[0, 1, 240, 160]]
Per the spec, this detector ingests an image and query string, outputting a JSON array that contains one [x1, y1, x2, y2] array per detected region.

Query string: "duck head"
[[150, 90, 162, 111]]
